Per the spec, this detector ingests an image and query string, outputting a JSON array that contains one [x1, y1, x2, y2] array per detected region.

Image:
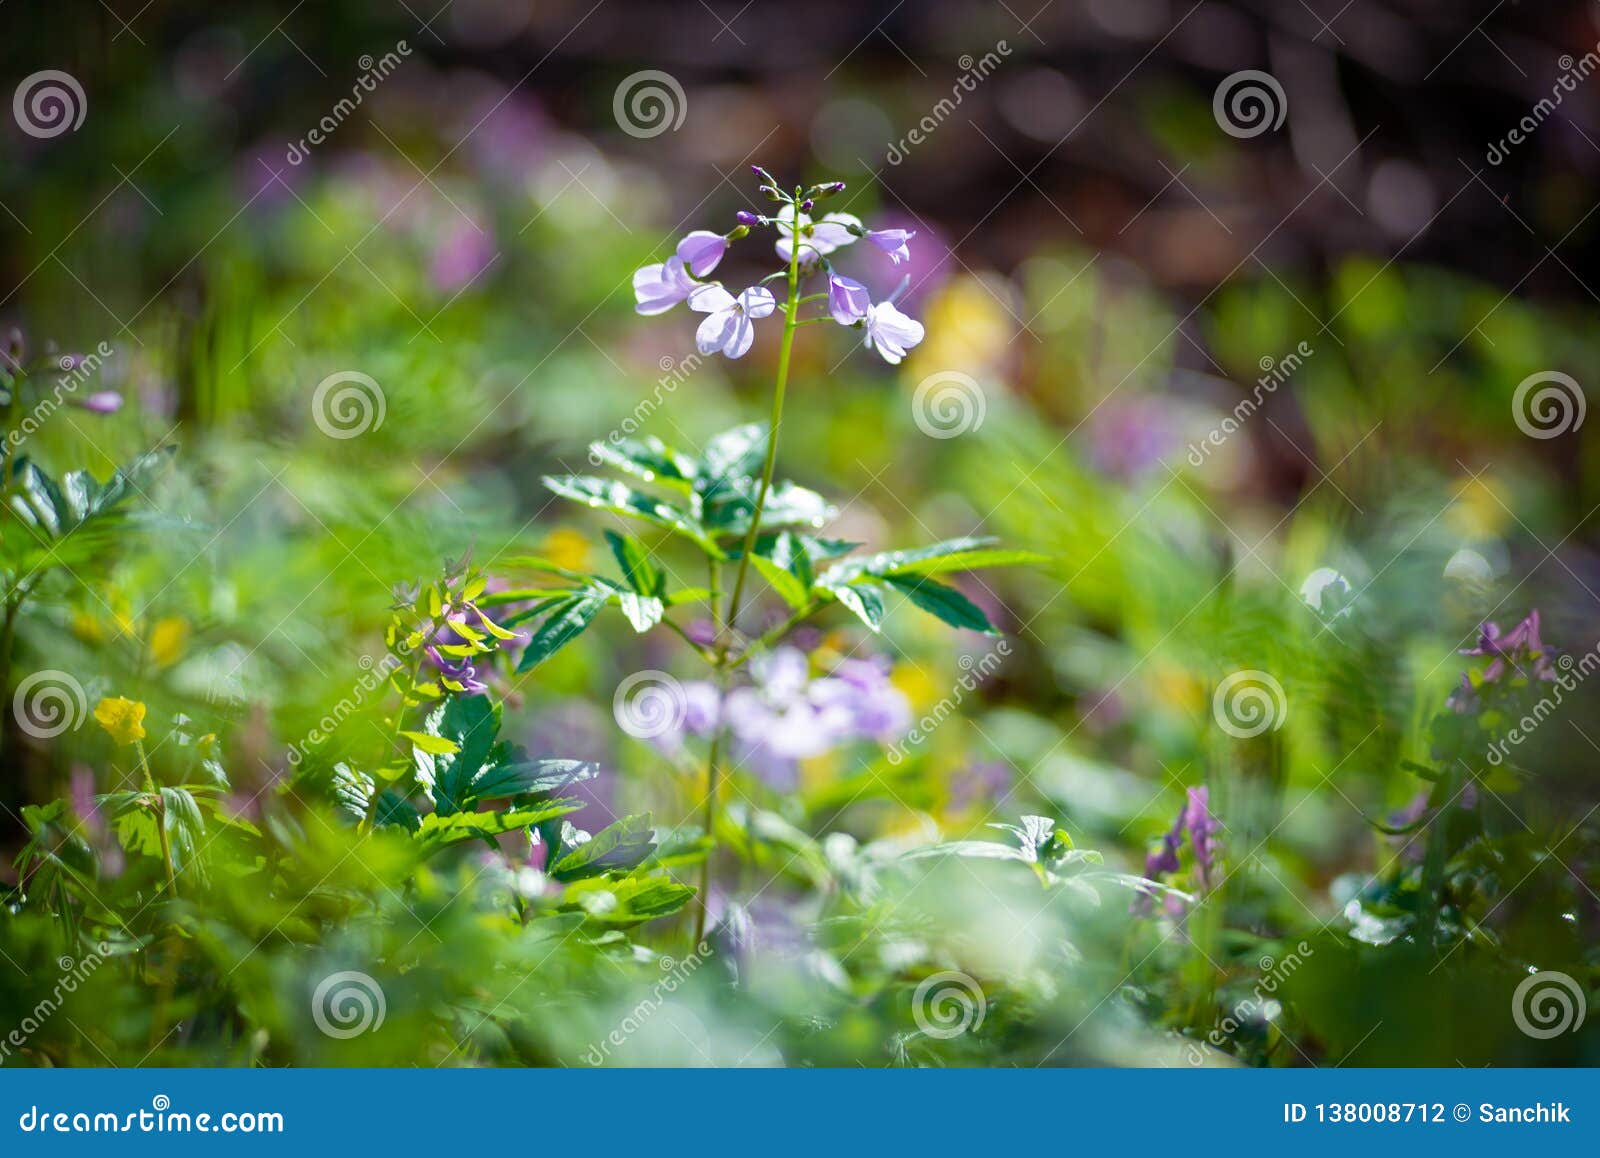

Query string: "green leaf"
[[588, 436, 697, 490], [414, 801, 584, 854], [542, 476, 715, 552], [616, 591, 665, 633], [401, 731, 461, 756], [412, 696, 502, 815], [822, 581, 886, 631], [824, 537, 1045, 583], [559, 875, 696, 924], [549, 813, 658, 881], [468, 758, 598, 801], [885, 575, 996, 633], [751, 555, 809, 610], [700, 423, 767, 482], [515, 594, 608, 671], [604, 529, 665, 597]]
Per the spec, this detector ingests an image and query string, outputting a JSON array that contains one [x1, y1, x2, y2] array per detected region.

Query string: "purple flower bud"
[[735, 210, 762, 226], [821, 181, 846, 194], [800, 198, 814, 213]]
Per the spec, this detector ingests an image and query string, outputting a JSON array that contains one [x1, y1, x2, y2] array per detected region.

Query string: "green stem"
[[136, 740, 177, 898], [721, 200, 802, 654], [692, 197, 804, 946]]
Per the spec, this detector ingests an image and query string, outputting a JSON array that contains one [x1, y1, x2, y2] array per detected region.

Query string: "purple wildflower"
[[675, 230, 728, 278], [866, 228, 915, 264], [863, 302, 925, 364], [82, 391, 123, 414], [1134, 784, 1222, 914], [774, 211, 861, 263], [689, 285, 776, 359], [632, 255, 696, 315], [826, 273, 871, 326]]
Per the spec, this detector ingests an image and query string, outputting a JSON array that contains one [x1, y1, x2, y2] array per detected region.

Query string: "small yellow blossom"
[[148, 617, 190, 667], [93, 696, 147, 746]]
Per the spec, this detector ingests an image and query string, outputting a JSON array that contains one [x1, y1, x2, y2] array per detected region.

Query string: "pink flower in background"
[[430, 219, 496, 292]]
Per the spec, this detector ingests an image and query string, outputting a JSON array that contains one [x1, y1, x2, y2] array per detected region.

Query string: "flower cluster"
[[663, 646, 911, 790], [632, 168, 926, 364], [1135, 785, 1220, 916], [1446, 609, 1556, 713]]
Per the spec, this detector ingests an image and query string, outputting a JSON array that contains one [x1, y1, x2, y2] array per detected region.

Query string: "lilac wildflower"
[[675, 230, 728, 277], [866, 228, 915, 264], [863, 301, 925, 364], [774, 211, 861, 263], [632, 256, 696, 315], [689, 285, 776, 359], [1134, 785, 1222, 915], [826, 273, 871, 326]]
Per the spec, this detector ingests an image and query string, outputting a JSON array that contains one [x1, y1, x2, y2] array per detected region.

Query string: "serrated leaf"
[[412, 696, 501, 815], [549, 813, 658, 881], [588, 436, 697, 490], [750, 555, 810, 610], [401, 730, 461, 756], [822, 580, 886, 631], [700, 423, 767, 482], [414, 800, 584, 854], [604, 529, 665, 597], [515, 594, 608, 671], [542, 476, 716, 552], [469, 758, 598, 801], [616, 591, 665, 632], [885, 575, 996, 633]]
